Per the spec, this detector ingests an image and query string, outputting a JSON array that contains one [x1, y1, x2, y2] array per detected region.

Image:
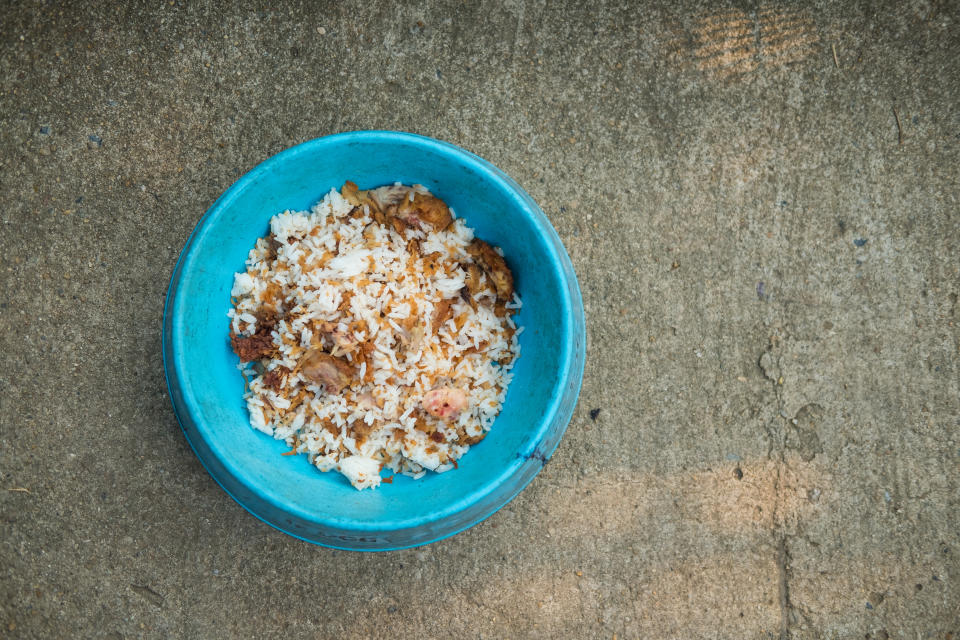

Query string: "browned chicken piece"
[[342, 181, 388, 224], [421, 252, 443, 277], [312, 319, 359, 356], [230, 311, 279, 362], [358, 339, 377, 359], [389, 216, 407, 235], [406, 237, 421, 257], [467, 239, 514, 301], [300, 349, 353, 394], [463, 263, 486, 297], [265, 236, 282, 261], [346, 183, 453, 233], [230, 331, 275, 362], [395, 193, 453, 232], [340, 180, 363, 206], [431, 298, 453, 331], [329, 327, 359, 355], [464, 290, 480, 311], [422, 387, 468, 420], [261, 366, 290, 392], [413, 413, 436, 435], [459, 265, 483, 310], [352, 420, 376, 443]]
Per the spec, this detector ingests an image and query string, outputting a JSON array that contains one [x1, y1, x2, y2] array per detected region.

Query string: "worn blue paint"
[[162, 131, 586, 551]]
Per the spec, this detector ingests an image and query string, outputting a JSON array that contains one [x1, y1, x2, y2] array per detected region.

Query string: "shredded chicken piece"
[[329, 327, 358, 356], [343, 182, 453, 233], [230, 331, 275, 362], [414, 413, 437, 434], [431, 298, 453, 332], [342, 181, 389, 225], [369, 184, 411, 209], [395, 192, 453, 231], [464, 263, 485, 297], [262, 366, 289, 392], [389, 215, 407, 235], [230, 312, 279, 362], [301, 349, 353, 394], [340, 180, 364, 206], [467, 239, 514, 300], [352, 420, 376, 443]]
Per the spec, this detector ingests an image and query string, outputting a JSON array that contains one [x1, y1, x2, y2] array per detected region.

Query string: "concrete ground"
[[1, 1, 958, 638]]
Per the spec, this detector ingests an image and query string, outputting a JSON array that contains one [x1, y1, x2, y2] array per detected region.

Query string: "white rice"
[[229, 184, 521, 490]]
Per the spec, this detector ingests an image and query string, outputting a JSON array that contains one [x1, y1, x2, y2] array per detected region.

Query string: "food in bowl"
[[227, 181, 522, 490]]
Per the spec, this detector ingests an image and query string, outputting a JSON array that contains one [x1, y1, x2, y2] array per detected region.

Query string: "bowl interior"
[[169, 132, 576, 536]]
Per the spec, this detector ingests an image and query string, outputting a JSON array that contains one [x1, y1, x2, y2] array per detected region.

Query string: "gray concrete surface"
[[1, 1, 958, 638]]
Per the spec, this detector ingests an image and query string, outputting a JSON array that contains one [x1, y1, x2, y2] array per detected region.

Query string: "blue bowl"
[[162, 131, 585, 550]]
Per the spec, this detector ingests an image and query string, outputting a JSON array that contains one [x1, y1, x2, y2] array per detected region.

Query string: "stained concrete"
[[1, 1, 958, 638]]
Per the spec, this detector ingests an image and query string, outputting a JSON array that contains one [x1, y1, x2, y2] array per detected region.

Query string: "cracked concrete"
[[2, 0, 959, 638]]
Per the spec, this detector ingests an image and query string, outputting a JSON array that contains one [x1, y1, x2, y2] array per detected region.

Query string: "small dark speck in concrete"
[[734, 467, 743, 480], [854, 238, 868, 247], [589, 408, 601, 421], [39, 125, 50, 135], [757, 281, 766, 300], [88, 134, 103, 147], [387, 606, 398, 614], [865, 602, 873, 609]]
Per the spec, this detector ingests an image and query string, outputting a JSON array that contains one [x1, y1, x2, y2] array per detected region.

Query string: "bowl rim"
[[162, 130, 586, 549]]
